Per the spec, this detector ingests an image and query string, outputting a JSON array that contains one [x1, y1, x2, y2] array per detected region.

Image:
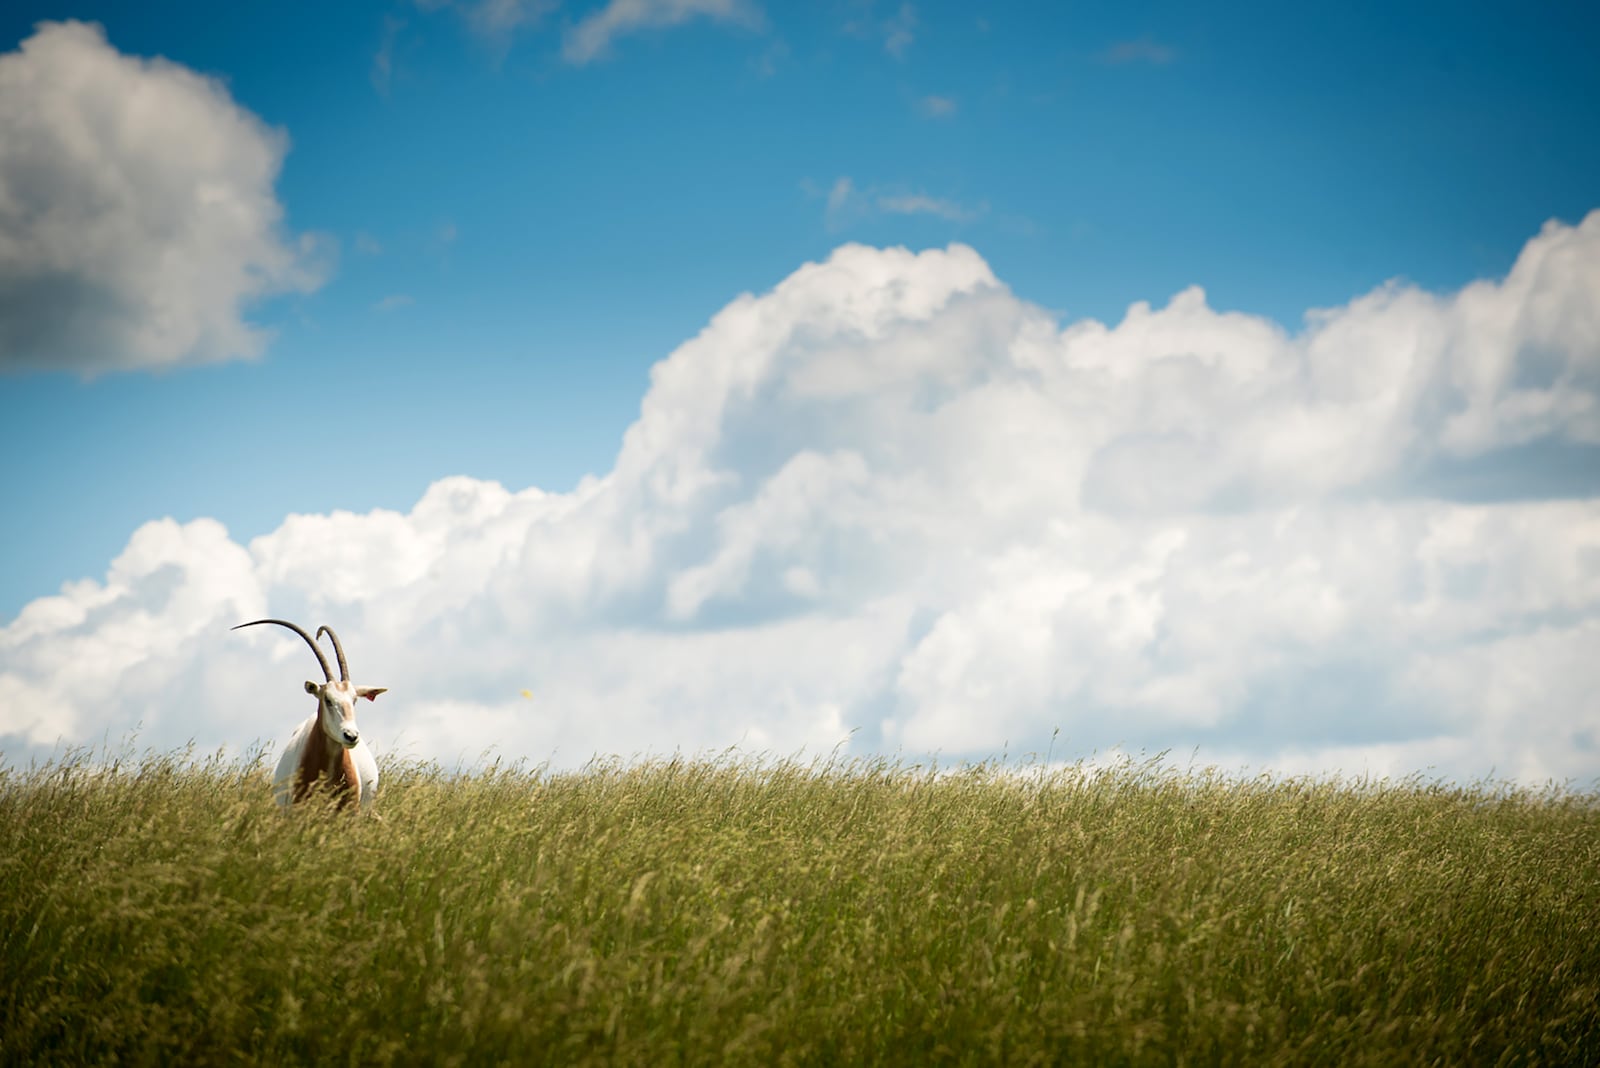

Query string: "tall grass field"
[[2, 749, 1597, 1065]]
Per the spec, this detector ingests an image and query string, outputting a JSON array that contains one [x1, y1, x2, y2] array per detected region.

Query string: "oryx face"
[[304, 679, 381, 749]]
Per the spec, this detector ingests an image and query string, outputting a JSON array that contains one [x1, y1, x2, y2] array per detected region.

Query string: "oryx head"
[[233, 619, 387, 749]]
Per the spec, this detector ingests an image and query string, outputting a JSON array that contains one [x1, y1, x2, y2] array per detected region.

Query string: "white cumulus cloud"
[[0, 21, 327, 376], [4, 212, 1599, 784]]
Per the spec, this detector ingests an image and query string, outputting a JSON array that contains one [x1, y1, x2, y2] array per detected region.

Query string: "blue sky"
[[2, 1, 1598, 781]]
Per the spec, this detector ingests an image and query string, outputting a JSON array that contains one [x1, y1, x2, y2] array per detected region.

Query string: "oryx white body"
[[273, 711, 380, 810]]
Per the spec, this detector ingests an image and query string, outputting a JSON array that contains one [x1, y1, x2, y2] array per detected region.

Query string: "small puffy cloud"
[[0, 21, 327, 377], [418, 0, 557, 45], [469, 0, 557, 37], [371, 15, 405, 95], [876, 193, 981, 222], [422, 0, 760, 61], [882, 2, 916, 59], [917, 94, 956, 118], [840, 1, 915, 59], [749, 39, 788, 78], [820, 176, 984, 230], [563, 0, 762, 65], [822, 176, 857, 228], [4, 212, 1599, 784], [1101, 37, 1176, 66]]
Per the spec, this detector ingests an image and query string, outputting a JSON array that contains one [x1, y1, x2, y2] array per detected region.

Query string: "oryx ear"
[[357, 687, 387, 702], [305, 680, 320, 694]]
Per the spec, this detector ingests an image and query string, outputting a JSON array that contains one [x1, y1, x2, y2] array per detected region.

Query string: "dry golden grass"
[[2, 748, 1597, 1065]]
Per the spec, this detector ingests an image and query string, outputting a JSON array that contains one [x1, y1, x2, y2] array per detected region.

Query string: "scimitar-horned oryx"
[[233, 619, 386, 811]]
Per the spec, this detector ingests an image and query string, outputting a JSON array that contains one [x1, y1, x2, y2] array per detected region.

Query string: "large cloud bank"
[[5, 212, 1599, 783], [0, 21, 323, 375]]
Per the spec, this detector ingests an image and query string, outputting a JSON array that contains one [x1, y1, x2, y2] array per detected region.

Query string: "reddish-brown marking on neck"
[[293, 706, 360, 810]]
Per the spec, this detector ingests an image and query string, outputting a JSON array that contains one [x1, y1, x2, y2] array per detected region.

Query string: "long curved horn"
[[316, 625, 350, 682], [232, 619, 333, 682]]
